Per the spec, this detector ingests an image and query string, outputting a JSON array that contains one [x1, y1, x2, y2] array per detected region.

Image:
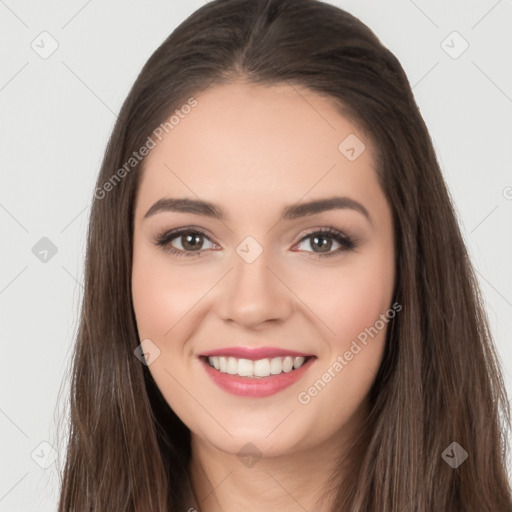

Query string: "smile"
[[199, 355, 317, 397], [206, 355, 308, 377]]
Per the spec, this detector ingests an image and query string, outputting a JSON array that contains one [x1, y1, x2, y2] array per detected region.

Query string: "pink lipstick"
[[199, 346, 312, 360], [198, 349, 316, 398]]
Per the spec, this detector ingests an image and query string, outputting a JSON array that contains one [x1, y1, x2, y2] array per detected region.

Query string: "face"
[[131, 81, 395, 460]]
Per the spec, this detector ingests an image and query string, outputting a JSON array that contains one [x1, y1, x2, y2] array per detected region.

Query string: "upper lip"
[[198, 346, 314, 360]]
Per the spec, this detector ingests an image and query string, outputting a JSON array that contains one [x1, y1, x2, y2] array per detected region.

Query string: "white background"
[[1, 0, 511, 510]]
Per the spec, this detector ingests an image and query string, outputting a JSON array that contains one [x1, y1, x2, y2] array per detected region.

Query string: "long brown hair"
[[56, 0, 512, 510]]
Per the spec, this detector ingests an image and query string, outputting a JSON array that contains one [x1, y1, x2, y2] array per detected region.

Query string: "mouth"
[[200, 354, 315, 379], [198, 354, 317, 398]]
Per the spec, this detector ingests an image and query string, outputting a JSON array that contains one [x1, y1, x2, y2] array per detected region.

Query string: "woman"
[[57, 0, 512, 510]]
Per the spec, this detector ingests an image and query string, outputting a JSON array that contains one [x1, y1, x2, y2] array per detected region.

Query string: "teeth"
[[283, 356, 294, 372], [226, 357, 238, 375], [207, 355, 307, 378], [253, 358, 271, 377], [238, 358, 254, 377], [270, 357, 283, 375]]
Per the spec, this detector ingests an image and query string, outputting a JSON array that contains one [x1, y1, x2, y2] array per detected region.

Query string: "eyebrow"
[[143, 195, 372, 224]]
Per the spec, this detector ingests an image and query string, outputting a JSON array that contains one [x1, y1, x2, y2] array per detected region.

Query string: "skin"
[[131, 80, 395, 512]]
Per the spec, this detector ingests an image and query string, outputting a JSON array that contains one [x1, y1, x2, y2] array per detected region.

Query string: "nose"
[[215, 245, 293, 329]]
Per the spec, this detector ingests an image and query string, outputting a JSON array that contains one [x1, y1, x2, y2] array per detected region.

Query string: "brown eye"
[[294, 227, 357, 257], [308, 234, 334, 253], [154, 228, 216, 257], [180, 232, 205, 251]]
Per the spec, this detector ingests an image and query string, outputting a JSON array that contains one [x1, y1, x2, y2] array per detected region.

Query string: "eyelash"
[[153, 226, 357, 259]]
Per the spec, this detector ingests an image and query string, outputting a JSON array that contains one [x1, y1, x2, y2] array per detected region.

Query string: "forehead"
[[136, 81, 380, 217]]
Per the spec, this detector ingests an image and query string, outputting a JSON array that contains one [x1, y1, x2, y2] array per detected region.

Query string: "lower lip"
[[199, 356, 316, 397]]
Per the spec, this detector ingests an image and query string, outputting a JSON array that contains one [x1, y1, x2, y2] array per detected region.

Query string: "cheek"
[[295, 263, 394, 427], [131, 246, 209, 339], [304, 253, 395, 348], [294, 247, 395, 413]]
